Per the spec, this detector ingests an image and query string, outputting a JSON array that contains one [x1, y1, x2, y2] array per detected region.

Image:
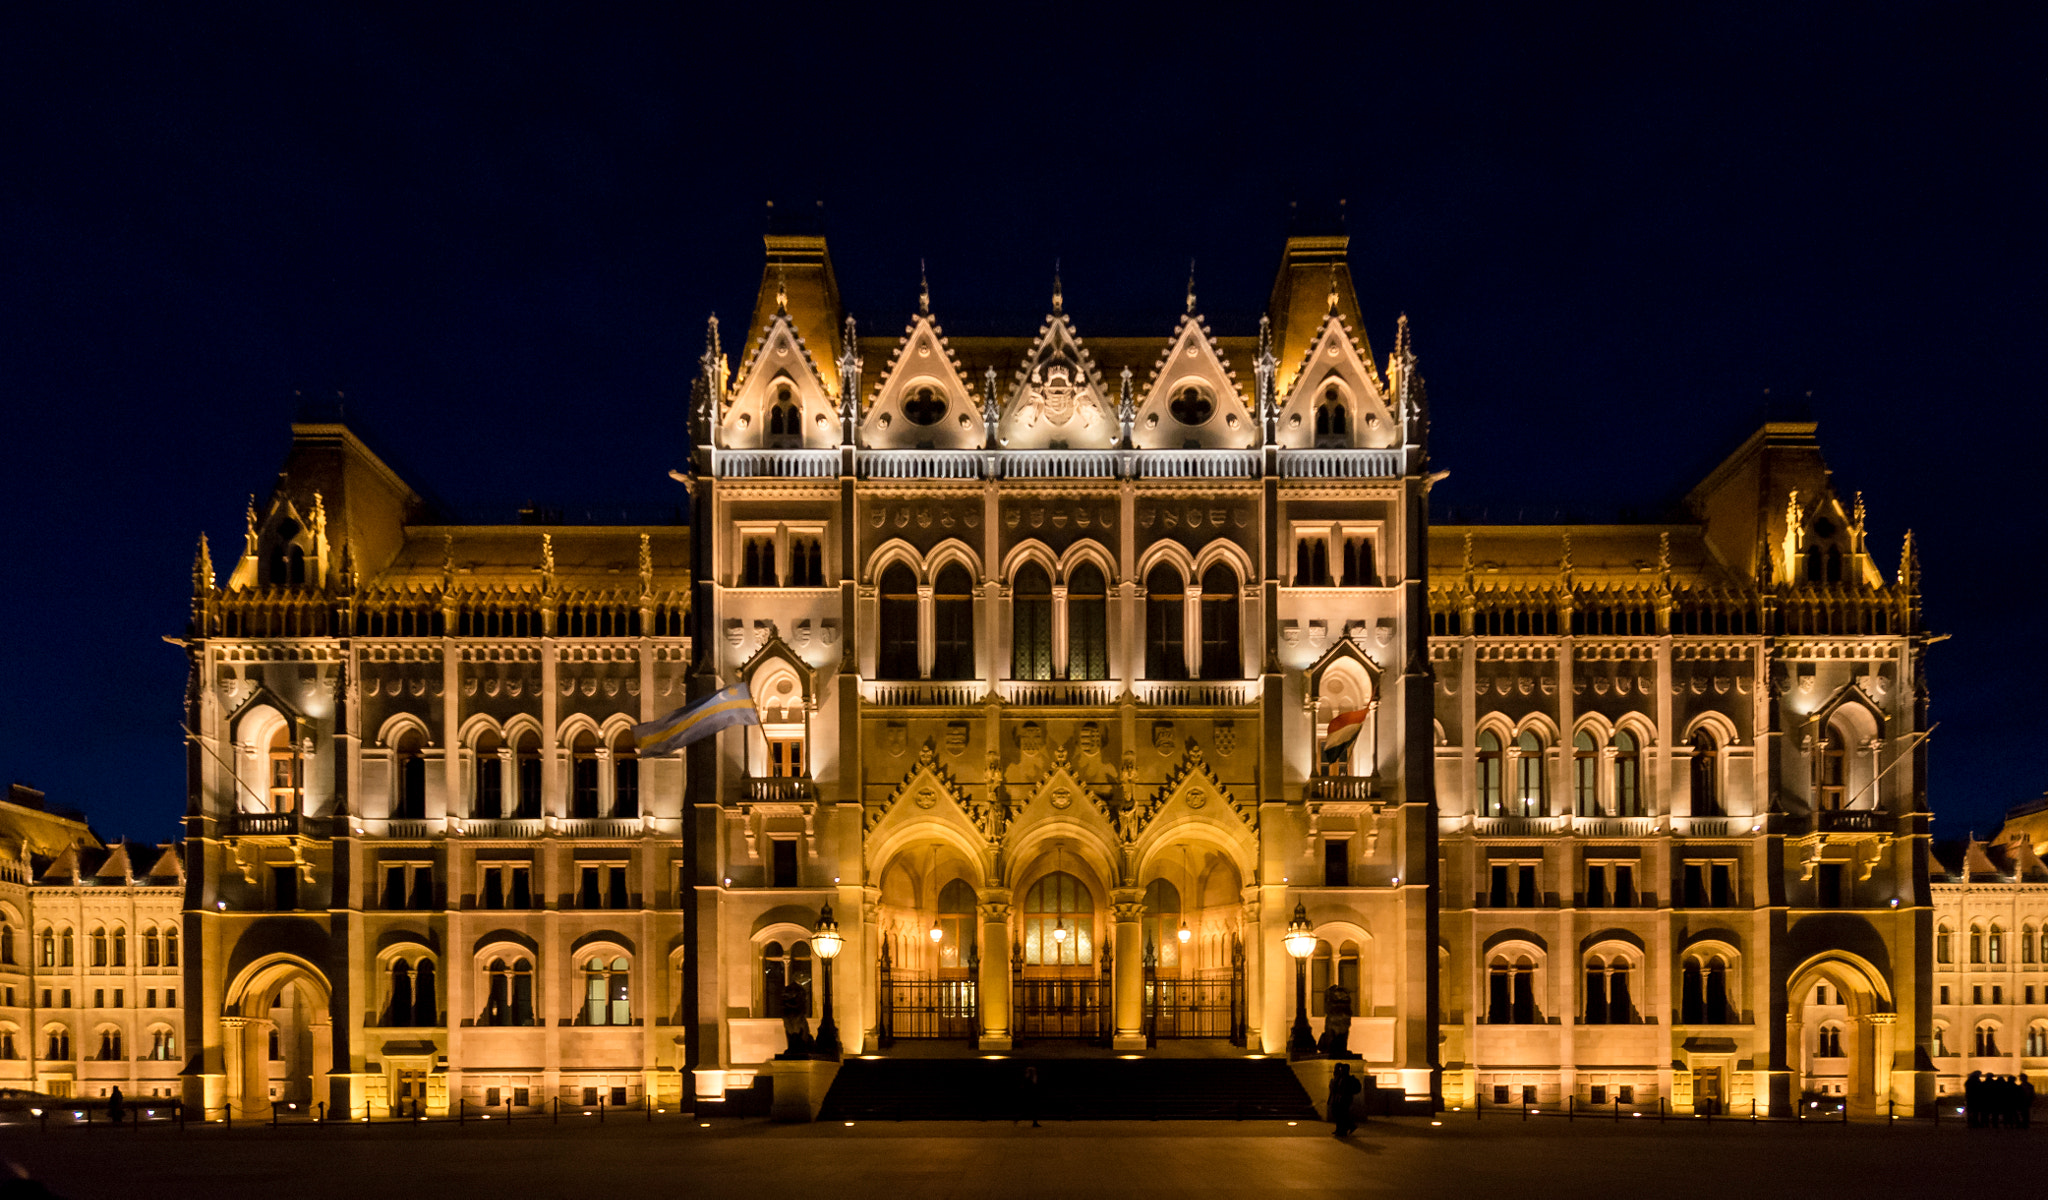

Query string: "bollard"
[[1751, 1099, 1757, 1123], [1521, 1097, 1528, 1122], [176, 1103, 184, 1133], [318, 1101, 326, 1124], [272, 1103, 279, 1128], [1888, 1098, 1893, 1126], [1614, 1097, 1620, 1122], [1568, 1096, 1574, 1123], [1658, 1098, 1665, 1124], [645, 1096, 652, 1123], [1475, 1091, 1481, 1121], [506, 1098, 512, 1126], [598, 1094, 606, 1124], [459, 1099, 466, 1126], [1841, 1100, 1848, 1125], [225, 1102, 233, 1130], [552, 1097, 558, 1125]]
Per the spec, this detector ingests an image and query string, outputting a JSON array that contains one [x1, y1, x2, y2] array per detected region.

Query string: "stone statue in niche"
[[1318, 984, 1359, 1058]]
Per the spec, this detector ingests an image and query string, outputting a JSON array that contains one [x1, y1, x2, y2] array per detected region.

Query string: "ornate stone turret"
[[1254, 313, 1278, 444], [837, 313, 861, 445]]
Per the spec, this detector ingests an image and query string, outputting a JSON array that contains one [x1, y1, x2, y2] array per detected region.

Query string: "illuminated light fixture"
[[1890, 898, 1900, 908], [813, 907, 843, 961], [1751, 824, 1762, 833], [215, 901, 226, 911], [1286, 1121, 1298, 1127], [930, 920, 944, 944], [1177, 920, 1191, 945], [1430, 1120, 1443, 1127], [699, 1122, 711, 1128], [1052, 842, 1069, 944], [1284, 904, 1316, 960], [844, 1121, 855, 1126]]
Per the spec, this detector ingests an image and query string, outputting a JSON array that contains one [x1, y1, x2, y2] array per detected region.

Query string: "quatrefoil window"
[[903, 386, 947, 426], [1169, 385, 1213, 426]]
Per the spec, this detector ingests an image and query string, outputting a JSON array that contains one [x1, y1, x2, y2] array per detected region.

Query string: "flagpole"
[[181, 721, 270, 811]]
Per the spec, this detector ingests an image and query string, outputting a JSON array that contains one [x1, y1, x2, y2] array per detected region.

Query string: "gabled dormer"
[[229, 492, 329, 591], [861, 287, 984, 450], [1131, 307, 1257, 451], [997, 293, 1116, 450], [722, 306, 838, 450], [1275, 310, 1397, 450]]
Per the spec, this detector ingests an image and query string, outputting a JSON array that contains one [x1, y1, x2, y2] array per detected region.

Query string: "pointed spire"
[[639, 533, 653, 594], [1394, 312, 1412, 360], [1118, 366, 1135, 448], [1853, 491, 1867, 533], [1185, 258, 1197, 314], [192, 534, 215, 596], [1898, 529, 1918, 590], [1461, 531, 1475, 590], [983, 366, 1001, 444], [1327, 264, 1340, 314], [837, 313, 862, 426], [917, 259, 930, 315], [774, 268, 788, 314], [1254, 314, 1278, 436], [441, 534, 455, 590], [1657, 531, 1672, 588], [540, 534, 555, 590], [1051, 258, 1063, 315], [1559, 533, 1573, 583]]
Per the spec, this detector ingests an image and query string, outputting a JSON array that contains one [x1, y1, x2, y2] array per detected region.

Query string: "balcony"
[[996, 450, 1119, 479], [742, 777, 817, 803], [1571, 817, 1659, 839], [1134, 449, 1260, 479], [1811, 809, 1887, 834], [1469, 816, 1570, 838], [1277, 448, 1406, 479], [861, 680, 986, 706], [996, 679, 1119, 706], [555, 819, 645, 840], [1132, 679, 1259, 707], [459, 818, 545, 839], [1304, 776, 1381, 803], [712, 449, 838, 479], [231, 811, 306, 837], [857, 449, 984, 480]]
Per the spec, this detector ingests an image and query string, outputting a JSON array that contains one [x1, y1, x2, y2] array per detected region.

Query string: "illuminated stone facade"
[[164, 230, 1955, 1120]]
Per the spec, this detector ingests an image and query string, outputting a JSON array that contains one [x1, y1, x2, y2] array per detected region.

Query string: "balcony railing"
[[713, 449, 839, 478], [1135, 450, 1260, 479], [1277, 448, 1405, 479], [1470, 816, 1570, 838], [857, 449, 984, 480], [996, 450, 1119, 479], [1570, 817, 1659, 839], [459, 818, 545, 839], [1812, 809, 1886, 833], [1132, 679, 1259, 707], [1304, 776, 1381, 802], [232, 811, 301, 837], [861, 680, 986, 706], [996, 679, 1120, 706], [556, 819, 645, 840], [742, 777, 817, 803], [384, 819, 438, 839]]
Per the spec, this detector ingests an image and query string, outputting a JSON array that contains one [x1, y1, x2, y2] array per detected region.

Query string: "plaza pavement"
[[0, 1112, 2027, 1199]]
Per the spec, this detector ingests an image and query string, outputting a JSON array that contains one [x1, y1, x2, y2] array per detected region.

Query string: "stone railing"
[[996, 450, 1119, 479], [1277, 449, 1405, 479], [1304, 776, 1381, 802], [857, 449, 984, 480], [232, 811, 301, 837], [1135, 450, 1261, 479], [1132, 679, 1259, 706], [996, 680, 1119, 706], [714, 449, 839, 479], [860, 680, 986, 706], [1469, 816, 1570, 838], [555, 818, 645, 840], [1570, 817, 1660, 839], [458, 819, 545, 839], [742, 777, 817, 803]]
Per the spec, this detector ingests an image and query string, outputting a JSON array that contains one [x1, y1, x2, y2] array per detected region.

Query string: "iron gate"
[[877, 943, 978, 1045], [1145, 934, 1245, 1044], [1013, 976, 1110, 1040]]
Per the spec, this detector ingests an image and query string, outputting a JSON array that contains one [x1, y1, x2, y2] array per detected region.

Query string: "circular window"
[[1169, 385, 1213, 426], [903, 386, 947, 426], [776, 383, 793, 404], [1324, 383, 1341, 404]]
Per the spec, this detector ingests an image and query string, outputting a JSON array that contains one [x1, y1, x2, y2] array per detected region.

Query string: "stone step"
[[816, 1056, 1318, 1121]]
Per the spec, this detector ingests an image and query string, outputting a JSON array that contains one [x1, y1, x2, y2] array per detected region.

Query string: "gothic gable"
[[1276, 313, 1397, 450], [1132, 314, 1257, 450], [1126, 741, 1254, 840], [1009, 752, 1119, 839], [997, 313, 1116, 450], [723, 312, 838, 450], [861, 311, 985, 449], [867, 741, 998, 844]]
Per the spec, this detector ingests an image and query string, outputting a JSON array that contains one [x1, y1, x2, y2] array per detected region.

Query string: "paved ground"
[[0, 1113, 2031, 1199]]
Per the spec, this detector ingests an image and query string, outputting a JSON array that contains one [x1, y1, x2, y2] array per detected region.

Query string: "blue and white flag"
[[632, 683, 760, 755]]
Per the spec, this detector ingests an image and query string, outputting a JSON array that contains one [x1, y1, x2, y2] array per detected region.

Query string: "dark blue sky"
[[1, 3, 2041, 843]]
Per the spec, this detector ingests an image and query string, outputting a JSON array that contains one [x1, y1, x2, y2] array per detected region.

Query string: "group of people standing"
[[1964, 1071, 2035, 1128]]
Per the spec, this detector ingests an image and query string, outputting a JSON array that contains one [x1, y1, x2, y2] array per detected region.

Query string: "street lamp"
[[812, 904, 843, 1059], [1285, 902, 1316, 1057]]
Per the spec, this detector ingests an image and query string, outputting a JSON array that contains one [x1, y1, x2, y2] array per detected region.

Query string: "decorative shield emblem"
[[1018, 722, 1045, 754], [1215, 721, 1237, 756], [883, 723, 908, 757], [1077, 722, 1103, 756], [1152, 721, 1176, 755], [944, 722, 968, 755]]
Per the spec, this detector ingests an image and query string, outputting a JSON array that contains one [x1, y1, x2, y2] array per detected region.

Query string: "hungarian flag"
[[632, 683, 760, 755], [1321, 708, 1370, 767]]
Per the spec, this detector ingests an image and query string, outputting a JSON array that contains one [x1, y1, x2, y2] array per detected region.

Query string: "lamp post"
[[812, 904, 843, 1059], [1285, 902, 1316, 1058]]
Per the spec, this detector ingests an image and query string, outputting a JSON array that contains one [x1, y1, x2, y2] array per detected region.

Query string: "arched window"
[[1295, 536, 1331, 586], [413, 960, 437, 1027], [90, 928, 107, 968], [1573, 732, 1599, 816], [1514, 731, 1546, 817], [1486, 954, 1537, 1024], [1970, 925, 1984, 964], [1989, 926, 2005, 965], [394, 730, 427, 820], [1688, 730, 1720, 817], [165, 927, 179, 967], [39, 928, 53, 968], [267, 725, 301, 814], [482, 957, 536, 1026], [1142, 879, 1182, 973], [1818, 726, 1848, 811], [386, 960, 415, 1027], [1066, 563, 1109, 681], [1012, 563, 1053, 681], [110, 926, 124, 968], [1682, 955, 1734, 1024], [1476, 732, 1504, 817], [767, 382, 800, 441], [761, 942, 811, 1019], [513, 731, 542, 819], [60, 929, 72, 968], [473, 729, 504, 819], [1817, 1024, 1844, 1058], [148, 1028, 177, 1061], [1197, 564, 1240, 680], [936, 879, 978, 971], [2023, 925, 2037, 965], [1023, 872, 1093, 967], [1144, 564, 1187, 681], [1314, 384, 1349, 445], [877, 563, 920, 679], [0, 924, 12, 967], [930, 563, 976, 680], [1826, 545, 1843, 583], [45, 1028, 69, 1061], [1613, 731, 1642, 816], [569, 731, 600, 819], [2027, 1024, 2048, 1057], [0, 1029, 14, 1060], [584, 956, 631, 1026], [1936, 925, 1953, 964], [1975, 1024, 1999, 1057], [1933, 1024, 1950, 1057], [612, 731, 638, 818], [1583, 954, 1633, 1025], [1341, 535, 1375, 586]]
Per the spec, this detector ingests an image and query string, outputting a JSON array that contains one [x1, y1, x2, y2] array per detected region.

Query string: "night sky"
[[2, 4, 2040, 845]]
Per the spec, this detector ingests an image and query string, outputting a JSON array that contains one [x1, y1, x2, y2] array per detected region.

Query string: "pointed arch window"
[[761, 941, 811, 1019], [569, 731, 600, 819], [393, 730, 426, 820], [1818, 725, 1848, 811], [766, 382, 800, 442], [1476, 731, 1504, 817], [1614, 730, 1642, 816], [1573, 732, 1599, 816], [1023, 872, 1093, 966], [1486, 954, 1537, 1024], [1514, 731, 1546, 817], [612, 732, 639, 818], [1682, 955, 1734, 1024], [1689, 730, 1721, 817], [931, 563, 976, 680], [1989, 925, 2005, 965], [267, 725, 301, 815], [1583, 954, 1633, 1024], [1144, 564, 1186, 681], [1011, 563, 1053, 682], [1817, 1024, 1844, 1058], [877, 563, 920, 680], [1936, 924, 1953, 964], [385, 960, 415, 1027], [582, 956, 631, 1026], [1197, 564, 1240, 680], [91, 928, 107, 968], [1314, 383, 1350, 446], [473, 729, 504, 819], [2026, 1024, 2048, 1057], [1067, 564, 1109, 681], [1341, 535, 1375, 587], [1295, 537, 1331, 586], [513, 731, 542, 819], [0, 925, 13, 967]]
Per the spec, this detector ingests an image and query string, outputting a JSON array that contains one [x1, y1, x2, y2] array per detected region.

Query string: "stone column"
[[861, 889, 882, 1046], [1112, 889, 1146, 1050], [218, 1014, 247, 1121], [1864, 1011, 1896, 1114], [977, 890, 1012, 1050]]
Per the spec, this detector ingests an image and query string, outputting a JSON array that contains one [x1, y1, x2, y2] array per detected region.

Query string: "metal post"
[[506, 1098, 512, 1124], [552, 1096, 558, 1124], [1522, 1095, 1528, 1121], [1614, 1097, 1620, 1122], [459, 1098, 466, 1125], [225, 1102, 232, 1130], [1289, 956, 1314, 1057], [317, 1101, 326, 1123], [598, 1093, 605, 1123], [1568, 1095, 1574, 1122]]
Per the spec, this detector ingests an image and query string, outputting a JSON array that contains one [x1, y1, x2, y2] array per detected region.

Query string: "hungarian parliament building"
[[4, 230, 2041, 1121]]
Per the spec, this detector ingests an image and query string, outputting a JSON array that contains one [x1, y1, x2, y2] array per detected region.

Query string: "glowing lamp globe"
[[928, 921, 944, 944], [1177, 921, 1192, 945], [1284, 902, 1315, 960], [1052, 921, 1068, 944], [812, 905, 843, 960]]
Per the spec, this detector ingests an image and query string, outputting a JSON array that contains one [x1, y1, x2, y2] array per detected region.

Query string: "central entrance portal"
[[1014, 870, 1109, 1042]]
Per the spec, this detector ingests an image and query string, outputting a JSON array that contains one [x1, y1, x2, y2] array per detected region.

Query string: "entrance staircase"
[[815, 1055, 1316, 1121]]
